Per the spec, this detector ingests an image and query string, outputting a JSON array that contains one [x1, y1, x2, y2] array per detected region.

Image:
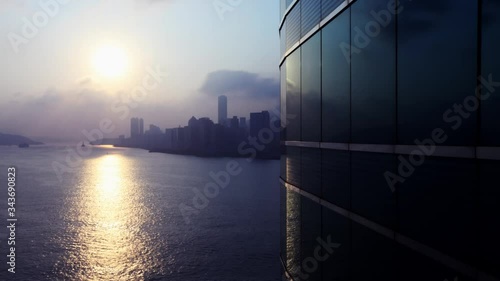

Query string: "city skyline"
[[119, 93, 280, 158], [0, 0, 280, 140], [126, 94, 279, 139]]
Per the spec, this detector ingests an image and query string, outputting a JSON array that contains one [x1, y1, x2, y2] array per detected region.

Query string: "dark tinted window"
[[322, 10, 351, 143], [398, 0, 477, 145], [481, 0, 500, 145], [351, 0, 396, 144], [322, 206, 351, 281], [396, 243, 470, 281], [301, 34, 321, 141], [301, 147, 321, 196], [322, 149, 350, 209], [286, 49, 301, 141], [398, 156, 476, 265], [351, 152, 396, 228], [479, 160, 500, 277], [301, 197, 322, 281], [351, 223, 396, 281], [280, 185, 287, 267]]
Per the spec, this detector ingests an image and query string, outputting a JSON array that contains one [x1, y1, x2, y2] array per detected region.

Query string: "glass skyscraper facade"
[[279, 0, 500, 280]]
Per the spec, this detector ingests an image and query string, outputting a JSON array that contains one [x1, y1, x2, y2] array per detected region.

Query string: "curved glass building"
[[279, 0, 500, 280]]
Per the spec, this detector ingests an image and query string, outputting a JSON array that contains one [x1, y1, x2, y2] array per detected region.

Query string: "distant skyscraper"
[[188, 116, 198, 128], [230, 116, 239, 129], [148, 124, 162, 135], [249, 111, 270, 137], [130, 118, 140, 138], [218, 95, 227, 125], [239, 117, 247, 128], [139, 118, 144, 135]]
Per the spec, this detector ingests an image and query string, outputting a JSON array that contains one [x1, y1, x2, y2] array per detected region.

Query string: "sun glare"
[[92, 45, 128, 78]]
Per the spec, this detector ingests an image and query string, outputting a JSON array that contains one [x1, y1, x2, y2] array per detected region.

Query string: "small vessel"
[[18, 143, 29, 148], [81, 142, 86, 147]]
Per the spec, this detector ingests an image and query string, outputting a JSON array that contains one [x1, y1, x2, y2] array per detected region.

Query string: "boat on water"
[[18, 143, 29, 148], [81, 142, 86, 147]]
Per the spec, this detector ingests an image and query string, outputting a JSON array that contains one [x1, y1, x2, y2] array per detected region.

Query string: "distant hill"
[[0, 132, 44, 146]]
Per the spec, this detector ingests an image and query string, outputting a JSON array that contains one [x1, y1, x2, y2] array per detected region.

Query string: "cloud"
[[34, 88, 61, 105], [200, 70, 279, 100], [0, 87, 119, 140], [0, 70, 281, 140], [76, 76, 93, 86]]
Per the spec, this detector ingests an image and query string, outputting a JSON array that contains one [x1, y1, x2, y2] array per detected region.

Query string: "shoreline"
[[114, 145, 280, 160]]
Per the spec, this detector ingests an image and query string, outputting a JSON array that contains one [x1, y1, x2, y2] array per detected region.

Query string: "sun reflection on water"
[[55, 153, 163, 280]]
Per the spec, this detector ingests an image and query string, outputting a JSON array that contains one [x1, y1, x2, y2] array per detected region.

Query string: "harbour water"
[[0, 145, 280, 281]]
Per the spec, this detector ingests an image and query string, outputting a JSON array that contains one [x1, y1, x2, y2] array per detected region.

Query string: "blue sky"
[[0, 0, 280, 139]]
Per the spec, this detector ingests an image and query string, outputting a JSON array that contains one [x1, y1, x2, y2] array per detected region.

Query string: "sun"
[[92, 45, 128, 78]]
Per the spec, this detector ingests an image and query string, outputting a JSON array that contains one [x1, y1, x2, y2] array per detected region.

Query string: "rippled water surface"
[[0, 145, 280, 281]]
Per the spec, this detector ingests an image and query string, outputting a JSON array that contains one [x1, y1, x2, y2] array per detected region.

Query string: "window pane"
[[351, 152, 396, 228], [479, 160, 500, 278], [322, 149, 350, 209], [481, 0, 500, 145], [286, 49, 301, 141], [286, 2, 301, 50], [398, 157, 477, 266], [351, 0, 396, 144], [351, 223, 396, 281], [398, 0, 477, 145], [301, 197, 322, 281], [301, 33, 321, 141], [286, 146, 301, 187], [285, 189, 301, 279], [301, 0, 321, 37], [281, 64, 287, 139], [280, 144, 287, 181], [322, 10, 351, 143], [322, 206, 350, 281], [397, 243, 471, 281], [280, 24, 287, 56], [301, 148, 321, 196], [280, 184, 287, 266], [322, 0, 345, 20]]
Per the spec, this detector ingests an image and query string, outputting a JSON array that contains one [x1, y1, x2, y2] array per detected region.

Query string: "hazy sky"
[[0, 0, 280, 140]]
